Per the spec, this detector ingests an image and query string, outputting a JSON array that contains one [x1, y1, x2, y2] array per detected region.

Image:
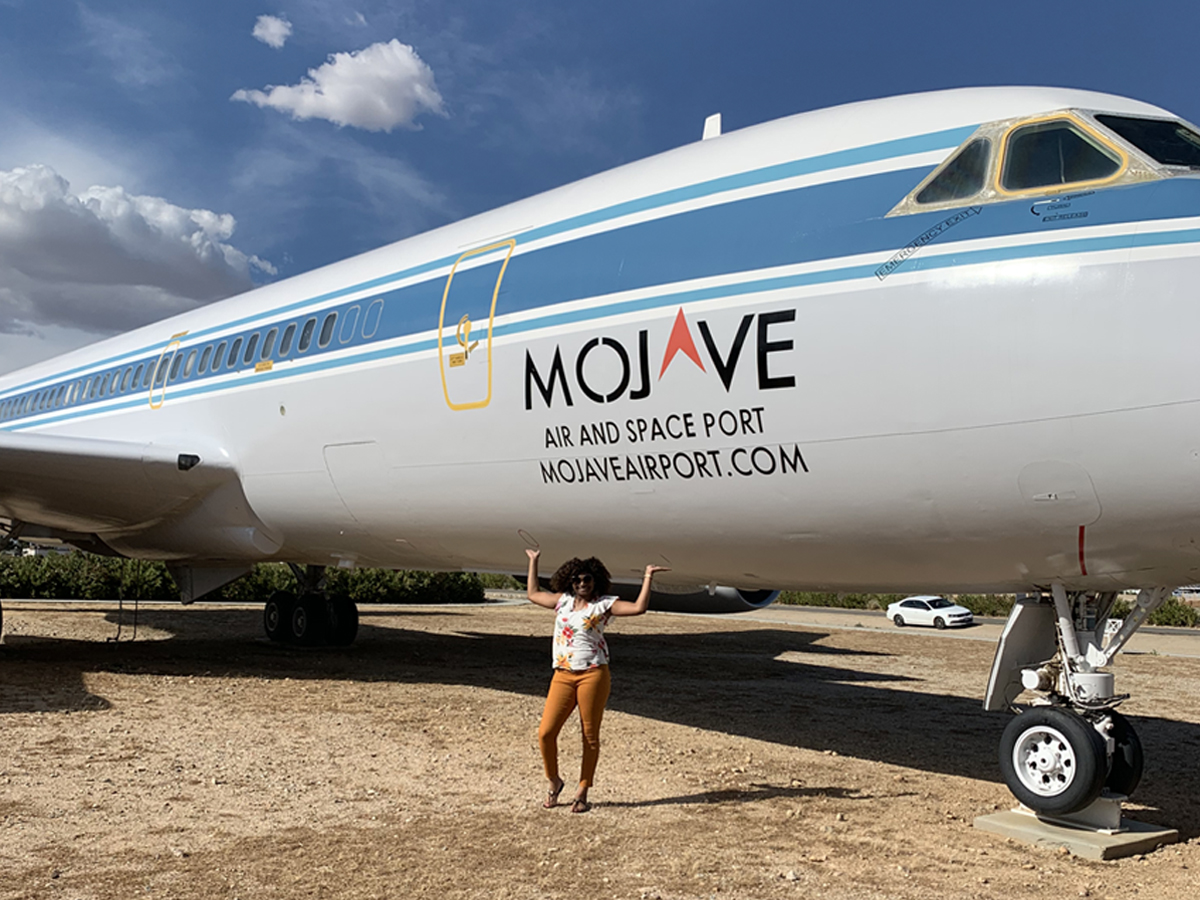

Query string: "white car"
[[886, 595, 973, 629]]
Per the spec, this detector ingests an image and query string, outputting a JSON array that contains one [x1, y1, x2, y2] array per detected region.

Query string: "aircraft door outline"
[[149, 331, 188, 409], [437, 239, 516, 411]]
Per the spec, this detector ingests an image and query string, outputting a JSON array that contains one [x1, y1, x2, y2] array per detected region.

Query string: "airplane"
[[3, 85, 1200, 824]]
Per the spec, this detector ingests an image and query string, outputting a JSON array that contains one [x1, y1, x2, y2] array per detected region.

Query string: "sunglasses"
[[572, 574, 594, 585]]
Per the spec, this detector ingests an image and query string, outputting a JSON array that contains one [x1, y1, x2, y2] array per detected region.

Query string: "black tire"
[[934, 617, 946, 630], [999, 707, 1106, 816], [326, 598, 359, 646], [893, 614, 905, 627], [263, 591, 296, 643], [1105, 710, 1144, 797], [289, 596, 326, 646]]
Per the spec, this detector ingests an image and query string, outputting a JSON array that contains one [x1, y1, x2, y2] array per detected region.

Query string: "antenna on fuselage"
[[702, 113, 722, 140]]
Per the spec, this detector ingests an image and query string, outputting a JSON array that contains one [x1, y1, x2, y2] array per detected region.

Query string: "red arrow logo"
[[658, 308, 706, 380]]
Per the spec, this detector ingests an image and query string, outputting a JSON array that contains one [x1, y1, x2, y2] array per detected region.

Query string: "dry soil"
[[1, 600, 1198, 899]]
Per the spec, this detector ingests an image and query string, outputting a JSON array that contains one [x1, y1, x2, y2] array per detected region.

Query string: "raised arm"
[[610, 564, 671, 616], [525, 549, 561, 609]]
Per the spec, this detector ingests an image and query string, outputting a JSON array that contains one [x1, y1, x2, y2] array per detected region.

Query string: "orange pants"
[[538, 665, 611, 789]]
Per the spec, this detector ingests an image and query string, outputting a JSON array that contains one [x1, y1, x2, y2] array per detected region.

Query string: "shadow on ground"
[[3, 603, 1199, 835]]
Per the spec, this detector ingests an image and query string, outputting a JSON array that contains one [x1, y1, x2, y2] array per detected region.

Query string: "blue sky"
[[2, 0, 1198, 373]]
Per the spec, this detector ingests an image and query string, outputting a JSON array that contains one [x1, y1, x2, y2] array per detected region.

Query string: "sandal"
[[570, 798, 592, 814], [543, 778, 565, 809]]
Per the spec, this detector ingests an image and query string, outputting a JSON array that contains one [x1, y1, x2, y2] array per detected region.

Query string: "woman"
[[525, 548, 668, 813]]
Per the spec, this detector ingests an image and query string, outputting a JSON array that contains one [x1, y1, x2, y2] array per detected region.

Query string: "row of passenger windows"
[[0, 298, 385, 422], [916, 115, 1200, 206]]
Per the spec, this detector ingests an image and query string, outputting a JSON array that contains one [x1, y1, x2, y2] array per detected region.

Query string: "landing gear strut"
[[263, 564, 359, 647], [986, 586, 1165, 819]]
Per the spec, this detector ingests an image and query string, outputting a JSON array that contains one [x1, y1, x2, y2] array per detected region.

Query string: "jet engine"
[[609, 582, 780, 614]]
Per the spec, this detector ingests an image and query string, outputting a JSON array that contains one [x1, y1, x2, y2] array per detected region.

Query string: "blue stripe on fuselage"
[[0, 125, 980, 396], [7, 168, 1200, 429]]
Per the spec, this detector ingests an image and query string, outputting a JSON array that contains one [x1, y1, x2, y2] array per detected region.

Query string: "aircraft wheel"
[[326, 598, 359, 646], [893, 614, 905, 627], [934, 617, 946, 630], [1105, 710, 1144, 797], [263, 591, 296, 643], [999, 707, 1106, 816], [289, 596, 326, 646]]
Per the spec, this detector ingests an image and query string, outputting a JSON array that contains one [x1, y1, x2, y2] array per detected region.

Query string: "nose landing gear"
[[263, 564, 359, 647], [985, 586, 1163, 821]]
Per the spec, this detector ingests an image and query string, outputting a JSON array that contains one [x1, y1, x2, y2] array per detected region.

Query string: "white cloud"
[[231, 39, 446, 132], [77, 6, 180, 88], [0, 165, 273, 338], [253, 14, 293, 49]]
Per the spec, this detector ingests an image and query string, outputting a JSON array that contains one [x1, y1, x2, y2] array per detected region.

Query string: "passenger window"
[[199, 346, 213, 374], [298, 317, 317, 353], [917, 139, 990, 204], [228, 337, 243, 368], [1002, 120, 1120, 191], [183, 350, 198, 378], [133, 364, 145, 387], [339, 306, 360, 344], [261, 327, 278, 360], [170, 353, 184, 382], [319, 312, 338, 348], [98, 376, 108, 398], [279, 323, 296, 356], [120, 368, 132, 392], [243, 333, 260, 364], [154, 357, 170, 388], [141, 366, 152, 389], [88, 377, 99, 398], [212, 341, 227, 371], [362, 299, 384, 338], [54, 386, 65, 407]]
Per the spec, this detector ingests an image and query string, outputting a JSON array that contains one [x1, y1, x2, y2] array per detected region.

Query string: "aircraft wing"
[[0, 431, 237, 536]]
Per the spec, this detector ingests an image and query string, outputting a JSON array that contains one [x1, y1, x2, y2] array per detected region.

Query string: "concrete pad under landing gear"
[[974, 807, 1179, 860]]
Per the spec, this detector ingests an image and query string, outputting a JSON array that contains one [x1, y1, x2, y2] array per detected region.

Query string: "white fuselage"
[[4, 87, 1200, 594]]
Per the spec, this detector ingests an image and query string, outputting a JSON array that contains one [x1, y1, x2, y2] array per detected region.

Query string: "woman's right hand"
[[525, 548, 558, 609]]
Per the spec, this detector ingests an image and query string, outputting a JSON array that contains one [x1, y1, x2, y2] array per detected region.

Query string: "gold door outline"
[[437, 239, 516, 411], [149, 331, 188, 410]]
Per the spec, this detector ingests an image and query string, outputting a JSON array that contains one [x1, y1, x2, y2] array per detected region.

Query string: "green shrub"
[[476, 572, 522, 590], [1111, 596, 1199, 627], [0, 552, 486, 605], [212, 563, 294, 603], [776, 591, 905, 609], [0, 554, 178, 601], [326, 568, 485, 604]]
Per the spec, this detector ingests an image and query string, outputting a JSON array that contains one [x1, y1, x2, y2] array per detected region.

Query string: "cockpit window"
[[917, 138, 990, 204], [1001, 120, 1121, 191], [1096, 115, 1200, 168]]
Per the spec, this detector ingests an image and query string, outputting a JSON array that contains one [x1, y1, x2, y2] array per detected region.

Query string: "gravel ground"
[[1, 600, 1198, 899]]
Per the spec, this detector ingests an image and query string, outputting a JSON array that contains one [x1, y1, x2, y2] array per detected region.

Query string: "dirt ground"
[[1, 600, 1198, 900]]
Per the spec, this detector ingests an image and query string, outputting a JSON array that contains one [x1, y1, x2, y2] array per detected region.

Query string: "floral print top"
[[552, 593, 616, 670]]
